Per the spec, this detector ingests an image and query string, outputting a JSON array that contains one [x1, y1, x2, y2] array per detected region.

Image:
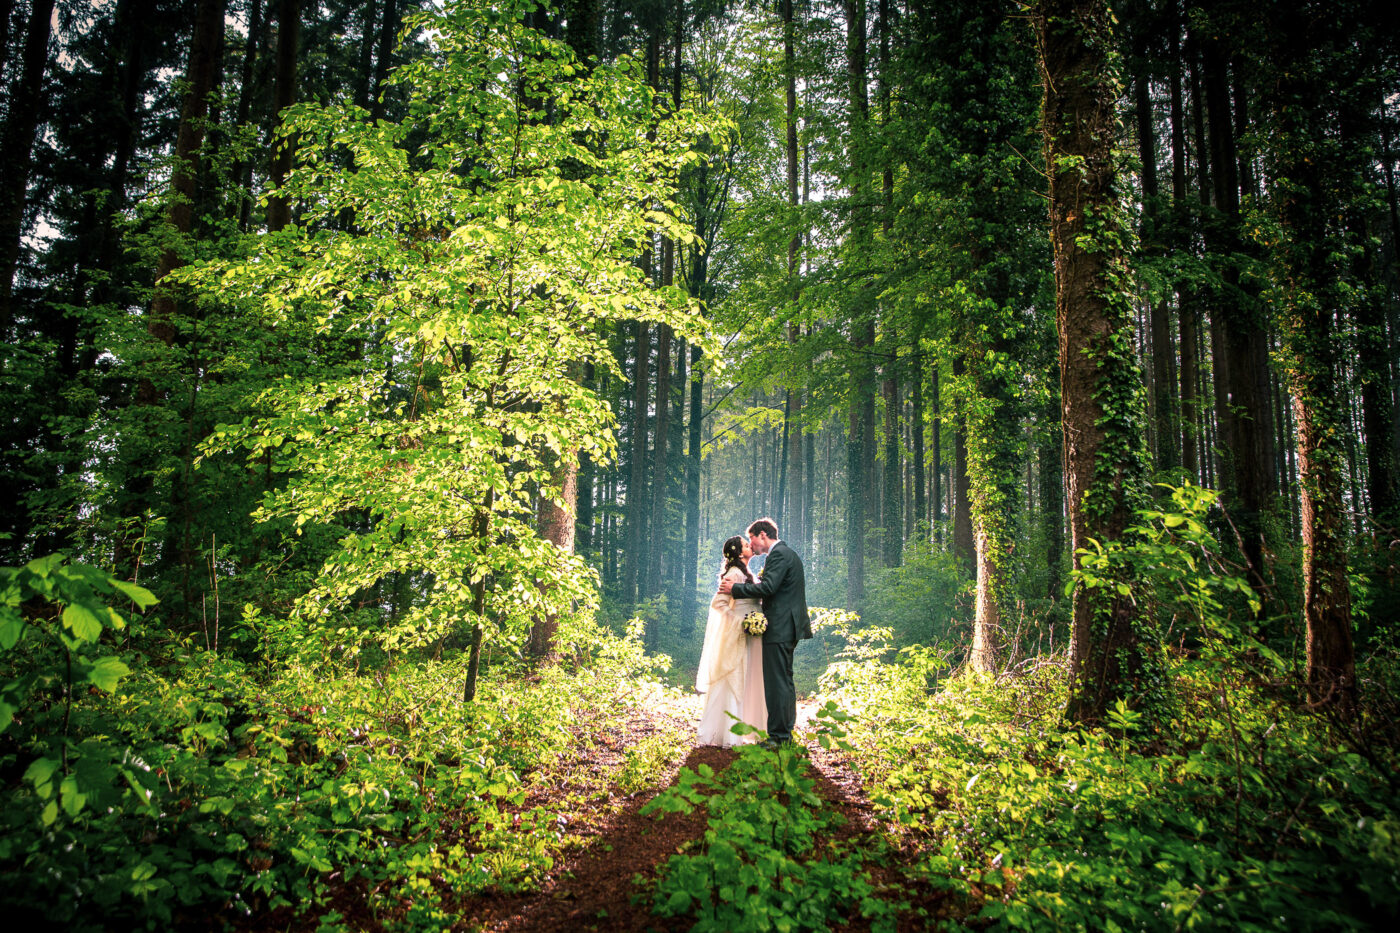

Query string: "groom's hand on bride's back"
[[718, 579, 734, 595]]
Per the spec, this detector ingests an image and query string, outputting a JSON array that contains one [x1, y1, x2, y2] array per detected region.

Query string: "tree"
[[182, 0, 716, 695], [1031, 0, 1154, 723], [0, 0, 56, 341], [1253, 1, 1368, 711]]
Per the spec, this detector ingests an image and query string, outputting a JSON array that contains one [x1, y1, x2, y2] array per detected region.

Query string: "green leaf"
[[62, 603, 104, 642], [60, 776, 87, 818], [88, 656, 131, 693], [110, 580, 159, 610], [25, 756, 59, 791], [0, 610, 23, 650]]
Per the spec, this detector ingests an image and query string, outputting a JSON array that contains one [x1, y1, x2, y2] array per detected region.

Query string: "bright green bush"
[[819, 485, 1400, 930], [643, 706, 898, 933], [1, 576, 673, 931]]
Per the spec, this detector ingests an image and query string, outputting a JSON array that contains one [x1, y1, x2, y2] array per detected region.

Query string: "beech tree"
[[182, 0, 718, 692]]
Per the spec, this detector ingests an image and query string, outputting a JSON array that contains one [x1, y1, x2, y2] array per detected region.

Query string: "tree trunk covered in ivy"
[[1257, 4, 1362, 712], [1032, 0, 1152, 724]]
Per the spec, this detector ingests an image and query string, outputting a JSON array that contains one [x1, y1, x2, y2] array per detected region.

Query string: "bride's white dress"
[[696, 567, 767, 746]]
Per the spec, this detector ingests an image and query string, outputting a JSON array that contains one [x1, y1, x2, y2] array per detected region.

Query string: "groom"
[[719, 518, 811, 745]]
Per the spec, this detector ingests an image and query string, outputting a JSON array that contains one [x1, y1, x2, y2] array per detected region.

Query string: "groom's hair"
[[747, 517, 778, 539]]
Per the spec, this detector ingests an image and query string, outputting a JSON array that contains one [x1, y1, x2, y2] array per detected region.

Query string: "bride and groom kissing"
[[695, 518, 812, 748]]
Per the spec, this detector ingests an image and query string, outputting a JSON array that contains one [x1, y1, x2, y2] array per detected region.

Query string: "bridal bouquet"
[[741, 611, 768, 636]]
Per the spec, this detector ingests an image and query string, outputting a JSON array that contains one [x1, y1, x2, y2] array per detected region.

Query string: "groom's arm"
[[731, 547, 791, 600]]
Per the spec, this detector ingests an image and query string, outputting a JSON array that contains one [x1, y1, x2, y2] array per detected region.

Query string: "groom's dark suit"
[[730, 540, 811, 743]]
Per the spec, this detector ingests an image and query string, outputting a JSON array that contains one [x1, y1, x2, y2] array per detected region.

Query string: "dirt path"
[[454, 698, 899, 932]]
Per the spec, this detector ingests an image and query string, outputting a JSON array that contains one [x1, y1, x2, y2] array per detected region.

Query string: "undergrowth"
[[819, 631, 1400, 930], [642, 708, 899, 933], [0, 558, 674, 931]]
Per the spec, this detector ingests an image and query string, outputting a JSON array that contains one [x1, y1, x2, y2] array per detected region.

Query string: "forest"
[[2, 0, 1398, 929]]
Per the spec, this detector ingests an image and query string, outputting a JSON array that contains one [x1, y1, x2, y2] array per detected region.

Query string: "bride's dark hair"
[[719, 535, 753, 585]]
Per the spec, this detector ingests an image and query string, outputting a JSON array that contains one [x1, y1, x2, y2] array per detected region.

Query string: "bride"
[[696, 535, 767, 746]]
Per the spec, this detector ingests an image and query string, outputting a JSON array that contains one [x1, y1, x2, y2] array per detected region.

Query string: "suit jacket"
[[730, 540, 812, 644]]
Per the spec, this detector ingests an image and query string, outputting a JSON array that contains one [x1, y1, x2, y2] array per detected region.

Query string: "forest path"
[[454, 696, 894, 932]]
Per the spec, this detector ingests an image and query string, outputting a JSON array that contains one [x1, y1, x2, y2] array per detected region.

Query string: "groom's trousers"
[[762, 640, 797, 743]]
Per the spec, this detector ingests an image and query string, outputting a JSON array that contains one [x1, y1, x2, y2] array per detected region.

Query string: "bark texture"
[[1033, 0, 1151, 724]]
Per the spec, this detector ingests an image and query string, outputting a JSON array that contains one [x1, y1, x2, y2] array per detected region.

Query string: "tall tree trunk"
[[951, 358, 974, 572], [1040, 395, 1064, 599], [912, 349, 926, 531], [931, 360, 942, 541], [684, 341, 703, 623], [1259, 10, 1359, 711], [0, 0, 56, 339], [845, 0, 872, 607], [368, 0, 400, 122], [847, 395, 866, 607], [623, 322, 650, 603], [1200, 25, 1272, 597], [530, 449, 577, 662], [266, 0, 300, 232], [783, 0, 804, 556], [1169, 21, 1200, 484], [1136, 57, 1177, 473], [146, 0, 227, 359], [1032, 0, 1153, 725], [649, 315, 672, 600], [882, 371, 901, 566]]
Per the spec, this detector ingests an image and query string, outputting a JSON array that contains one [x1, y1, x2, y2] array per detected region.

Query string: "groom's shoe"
[[759, 739, 780, 750]]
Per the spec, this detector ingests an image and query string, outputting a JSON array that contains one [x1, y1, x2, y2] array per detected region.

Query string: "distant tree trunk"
[[648, 316, 672, 599], [1032, 0, 1152, 725], [1169, 23, 1200, 484], [1201, 26, 1273, 597], [232, 0, 266, 231], [951, 359, 974, 572], [146, 0, 226, 362], [1136, 58, 1177, 473], [0, 0, 56, 340], [368, 0, 399, 122], [912, 350, 926, 531], [882, 371, 902, 566], [1347, 126, 1398, 527], [266, 0, 300, 232], [1040, 395, 1064, 599], [847, 395, 866, 608], [623, 321, 650, 603], [931, 361, 942, 540], [684, 341, 703, 622], [784, 0, 804, 556]]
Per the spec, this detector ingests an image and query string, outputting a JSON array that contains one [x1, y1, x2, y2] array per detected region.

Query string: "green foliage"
[[0, 567, 676, 930], [838, 662, 1400, 930], [0, 556, 155, 828], [642, 707, 897, 932], [819, 516, 1400, 930], [860, 537, 966, 649], [176, 0, 724, 665]]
